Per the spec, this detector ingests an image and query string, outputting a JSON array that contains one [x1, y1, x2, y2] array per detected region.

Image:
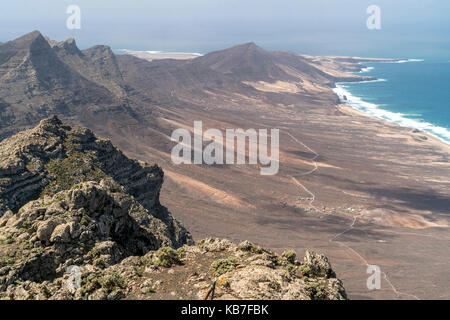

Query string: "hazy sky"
[[1, 0, 449, 58]]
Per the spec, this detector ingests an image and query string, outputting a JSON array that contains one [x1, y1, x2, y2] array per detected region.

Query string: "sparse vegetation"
[[217, 277, 230, 288], [286, 264, 297, 274], [238, 240, 264, 254], [266, 253, 281, 267], [268, 280, 281, 291], [40, 137, 107, 197], [80, 272, 127, 296], [80, 214, 92, 226], [210, 257, 238, 277], [99, 273, 127, 293], [282, 250, 297, 264], [143, 284, 157, 294], [93, 257, 106, 268], [0, 256, 15, 267], [80, 273, 102, 297], [305, 280, 327, 300], [19, 220, 33, 231], [42, 199, 58, 207], [5, 235, 15, 244], [153, 247, 184, 268], [21, 240, 34, 251], [0, 114, 347, 300], [40, 285, 51, 299], [298, 264, 311, 277]]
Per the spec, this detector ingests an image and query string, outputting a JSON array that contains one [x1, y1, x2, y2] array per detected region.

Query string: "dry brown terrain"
[[1, 33, 449, 299], [111, 47, 449, 300], [152, 96, 450, 300]]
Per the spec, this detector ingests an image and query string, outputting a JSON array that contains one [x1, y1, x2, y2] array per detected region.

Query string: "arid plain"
[[1, 32, 449, 299], [114, 46, 450, 299]]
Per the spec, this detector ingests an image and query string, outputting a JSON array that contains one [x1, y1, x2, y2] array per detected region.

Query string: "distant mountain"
[[1, 31, 447, 300], [0, 31, 372, 141], [195, 42, 295, 81], [194, 42, 361, 84], [0, 31, 134, 139]]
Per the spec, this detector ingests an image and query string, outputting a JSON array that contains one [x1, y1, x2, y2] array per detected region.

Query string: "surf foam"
[[114, 49, 203, 56], [385, 59, 425, 64], [333, 83, 450, 144], [359, 66, 374, 73]]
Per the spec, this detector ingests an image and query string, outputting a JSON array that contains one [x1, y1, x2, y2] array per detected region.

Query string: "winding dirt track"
[[285, 130, 420, 300]]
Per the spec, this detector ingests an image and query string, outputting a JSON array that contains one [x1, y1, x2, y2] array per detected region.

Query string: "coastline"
[[332, 61, 450, 146], [114, 49, 202, 61], [98, 46, 450, 299], [336, 104, 450, 153]]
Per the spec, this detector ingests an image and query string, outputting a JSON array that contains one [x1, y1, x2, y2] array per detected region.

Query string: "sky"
[[1, 0, 449, 58]]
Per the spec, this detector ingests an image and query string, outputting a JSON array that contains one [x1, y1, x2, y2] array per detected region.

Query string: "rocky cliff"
[[0, 118, 347, 300], [0, 116, 191, 246]]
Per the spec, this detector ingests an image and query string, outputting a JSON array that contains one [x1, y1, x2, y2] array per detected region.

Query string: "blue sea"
[[333, 59, 450, 144]]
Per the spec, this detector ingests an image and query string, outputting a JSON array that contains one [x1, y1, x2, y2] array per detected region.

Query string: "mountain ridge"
[[0, 31, 372, 141], [0, 117, 347, 300], [2, 31, 448, 300]]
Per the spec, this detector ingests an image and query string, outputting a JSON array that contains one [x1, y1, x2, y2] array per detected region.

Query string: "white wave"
[[114, 49, 203, 56], [358, 78, 386, 83], [333, 84, 450, 144], [114, 49, 136, 54], [384, 59, 425, 64], [359, 66, 374, 73], [341, 78, 386, 84]]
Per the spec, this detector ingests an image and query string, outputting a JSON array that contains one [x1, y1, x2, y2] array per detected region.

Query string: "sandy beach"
[[116, 50, 202, 61], [112, 51, 450, 299]]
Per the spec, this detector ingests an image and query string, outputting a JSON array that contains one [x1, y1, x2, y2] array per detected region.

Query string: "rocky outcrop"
[[0, 118, 347, 300], [0, 31, 132, 139], [0, 116, 191, 247], [0, 236, 346, 300], [0, 180, 189, 291]]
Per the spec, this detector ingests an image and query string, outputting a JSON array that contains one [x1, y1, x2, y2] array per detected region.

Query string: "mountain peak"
[[52, 37, 82, 55], [1, 30, 52, 55], [224, 42, 265, 54], [238, 42, 260, 49], [36, 115, 64, 133], [20, 30, 43, 40], [12, 30, 46, 46], [195, 42, 290, 81]]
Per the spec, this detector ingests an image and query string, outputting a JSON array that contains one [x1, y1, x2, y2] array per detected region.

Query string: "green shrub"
[[6, 235, 15, 244], [40, 136, 107, 197], [305, 281, 327, 300], [210, 257, 238, 277], [282, 250, 296, 264], [80, 272, 127, 296], [99, 273, 127, 293], [153, 247, 184, 268]]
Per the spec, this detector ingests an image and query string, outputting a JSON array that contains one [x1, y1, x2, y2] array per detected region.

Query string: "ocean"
[[333, 59, 450, 144]]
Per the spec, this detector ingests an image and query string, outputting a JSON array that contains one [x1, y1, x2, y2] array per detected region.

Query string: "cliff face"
[[0, 31, 374, 141], [0, 116, 192, 247], [0, 118, 347, 300], [0, 31, 134, 140]]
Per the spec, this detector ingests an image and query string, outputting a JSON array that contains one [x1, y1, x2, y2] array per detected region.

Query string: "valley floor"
[[109, 57, 450, 299]]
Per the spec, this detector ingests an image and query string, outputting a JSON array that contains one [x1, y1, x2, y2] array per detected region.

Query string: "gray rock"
[[36, 219, 59, 242], [50, 224, 71, 243], [303, 250, 336, 278]]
